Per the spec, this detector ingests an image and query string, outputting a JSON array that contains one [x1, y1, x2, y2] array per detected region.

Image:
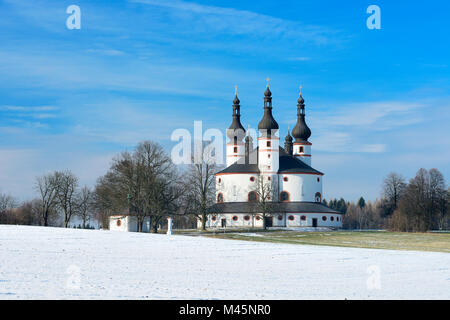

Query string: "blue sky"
[[0, 0, 449, 201]]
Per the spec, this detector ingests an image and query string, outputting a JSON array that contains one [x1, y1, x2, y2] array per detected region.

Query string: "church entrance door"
[[221, 219, 226, 228], [312, 218, 318, 227], [265, 216, 273, 228]]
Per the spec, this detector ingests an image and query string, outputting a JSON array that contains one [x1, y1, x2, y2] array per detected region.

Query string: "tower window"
[[315, 192, 322, 202], [280, 191, 290, 202], [233, 147, 238, 153], [317, 177, 320, 182], [218, 178, 222, 183], [116, 220, 121, 227], [217, 193, 224, 203], [267, 141, 271, 147], [268, 154, 271, 158], [331, 216, 334, 221], [283, 177, 288, 182], [299, 146, 304, 153]]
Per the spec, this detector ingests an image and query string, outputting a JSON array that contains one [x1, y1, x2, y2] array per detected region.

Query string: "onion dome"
[[291, 92, 311, 142], [227, 89, 246, 142], [257, 85, 279, 137], [284, 128, 293, 155]]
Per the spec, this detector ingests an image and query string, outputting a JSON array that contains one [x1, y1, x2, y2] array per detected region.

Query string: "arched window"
[[250, 176, 255, 182], [300, 215, 306, 221], [232, 216, 238, 221], [322, 216, 327, 221], [212, 216, 217, 222], [288, 215, 294, 221], [331, 216, 334, 221], [280, 191, 290, 202], [217, 193, 224, 203], [283, 177, 288, 182], [116, 219, 121, 227], [315, 192, 322, 203], [277, 215, 283, 220], [299, 146, 304, 153], [218, 178, 222, 183], [244, 215, 250, 221], [248, 191, 258, 202]]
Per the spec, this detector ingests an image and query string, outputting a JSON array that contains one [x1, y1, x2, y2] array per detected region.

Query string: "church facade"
[[202, 85, 342, 229]]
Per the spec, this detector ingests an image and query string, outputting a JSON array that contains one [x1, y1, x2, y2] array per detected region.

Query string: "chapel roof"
[[216, 146, 323, 175]]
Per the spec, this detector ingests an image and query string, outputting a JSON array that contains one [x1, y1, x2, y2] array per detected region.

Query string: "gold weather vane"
[[235, 85, 238, 95], [299, 85, 303, 95], [266, 77, 270, 87]]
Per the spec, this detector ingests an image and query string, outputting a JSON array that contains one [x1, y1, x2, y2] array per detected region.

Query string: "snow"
[[0, 225, 449, 299]]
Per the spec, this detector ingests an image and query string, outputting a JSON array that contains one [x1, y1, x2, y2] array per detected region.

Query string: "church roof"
[[216, 146, 323, 175], [209, 201, 340, 214]]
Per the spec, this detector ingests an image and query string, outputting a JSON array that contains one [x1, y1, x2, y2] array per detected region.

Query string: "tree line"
[[1, 139, 449, 232], [0, 140, 214, 232], [326, 169, 449, 232]]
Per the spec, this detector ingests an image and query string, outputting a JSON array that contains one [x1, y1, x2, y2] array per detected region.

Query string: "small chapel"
[[202, 84, 342, 229]]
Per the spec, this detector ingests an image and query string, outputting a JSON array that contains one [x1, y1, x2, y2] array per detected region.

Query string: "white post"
[[167, 217, 173, 235]]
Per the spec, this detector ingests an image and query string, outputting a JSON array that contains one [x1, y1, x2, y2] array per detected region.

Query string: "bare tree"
[[55, 170, 79, 228], [76, 186, 94, 229], [0, 193, 17, 224], [185, 143, 219, 231], [95, 141, 179, 232], [35, 173, 60, 226], [0, 193, 16, 212], [382, 172, 406, 216], [251, 174, 278, 230]]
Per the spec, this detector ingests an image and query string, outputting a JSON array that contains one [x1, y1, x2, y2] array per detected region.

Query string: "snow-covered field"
[[0, 225, 449, 299]]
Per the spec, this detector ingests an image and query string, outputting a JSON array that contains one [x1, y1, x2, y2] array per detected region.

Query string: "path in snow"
[[0, 225, 449, 299]]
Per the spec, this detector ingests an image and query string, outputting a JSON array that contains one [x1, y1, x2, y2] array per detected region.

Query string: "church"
[[203, 84, 342, 229]]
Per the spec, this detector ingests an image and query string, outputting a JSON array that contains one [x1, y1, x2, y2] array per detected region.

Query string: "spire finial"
[[299, 85, 303, 95], [288, 124, 290, 133], [235, 84, 238, 95], [266, 77, 270, 87]]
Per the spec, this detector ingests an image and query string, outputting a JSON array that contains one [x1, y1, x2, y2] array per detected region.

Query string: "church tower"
[[226, 88, 246, 166], [257, 83, 279, 173], [291, 89, 312, 166]]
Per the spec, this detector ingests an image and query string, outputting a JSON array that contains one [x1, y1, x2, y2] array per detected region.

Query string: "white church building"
[[203, 85, 342, 229]]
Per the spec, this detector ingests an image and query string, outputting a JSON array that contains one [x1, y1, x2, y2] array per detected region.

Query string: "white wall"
[[109, 216, 151, 232], [226, 142, 245, 167], [279, 173, 323, 202], [285, 213, 342, 228], [293, 143, 312, 166], [200, 213, 342, 229], [258, 137, 279, 173]]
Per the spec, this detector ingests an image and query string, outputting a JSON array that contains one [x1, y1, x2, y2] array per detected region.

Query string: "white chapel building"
[[203, 85, 342, 229]]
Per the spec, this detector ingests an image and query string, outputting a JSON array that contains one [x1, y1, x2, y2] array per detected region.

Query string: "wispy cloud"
[[310, 100, 426, 154], [131, 0, 343, 45]]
